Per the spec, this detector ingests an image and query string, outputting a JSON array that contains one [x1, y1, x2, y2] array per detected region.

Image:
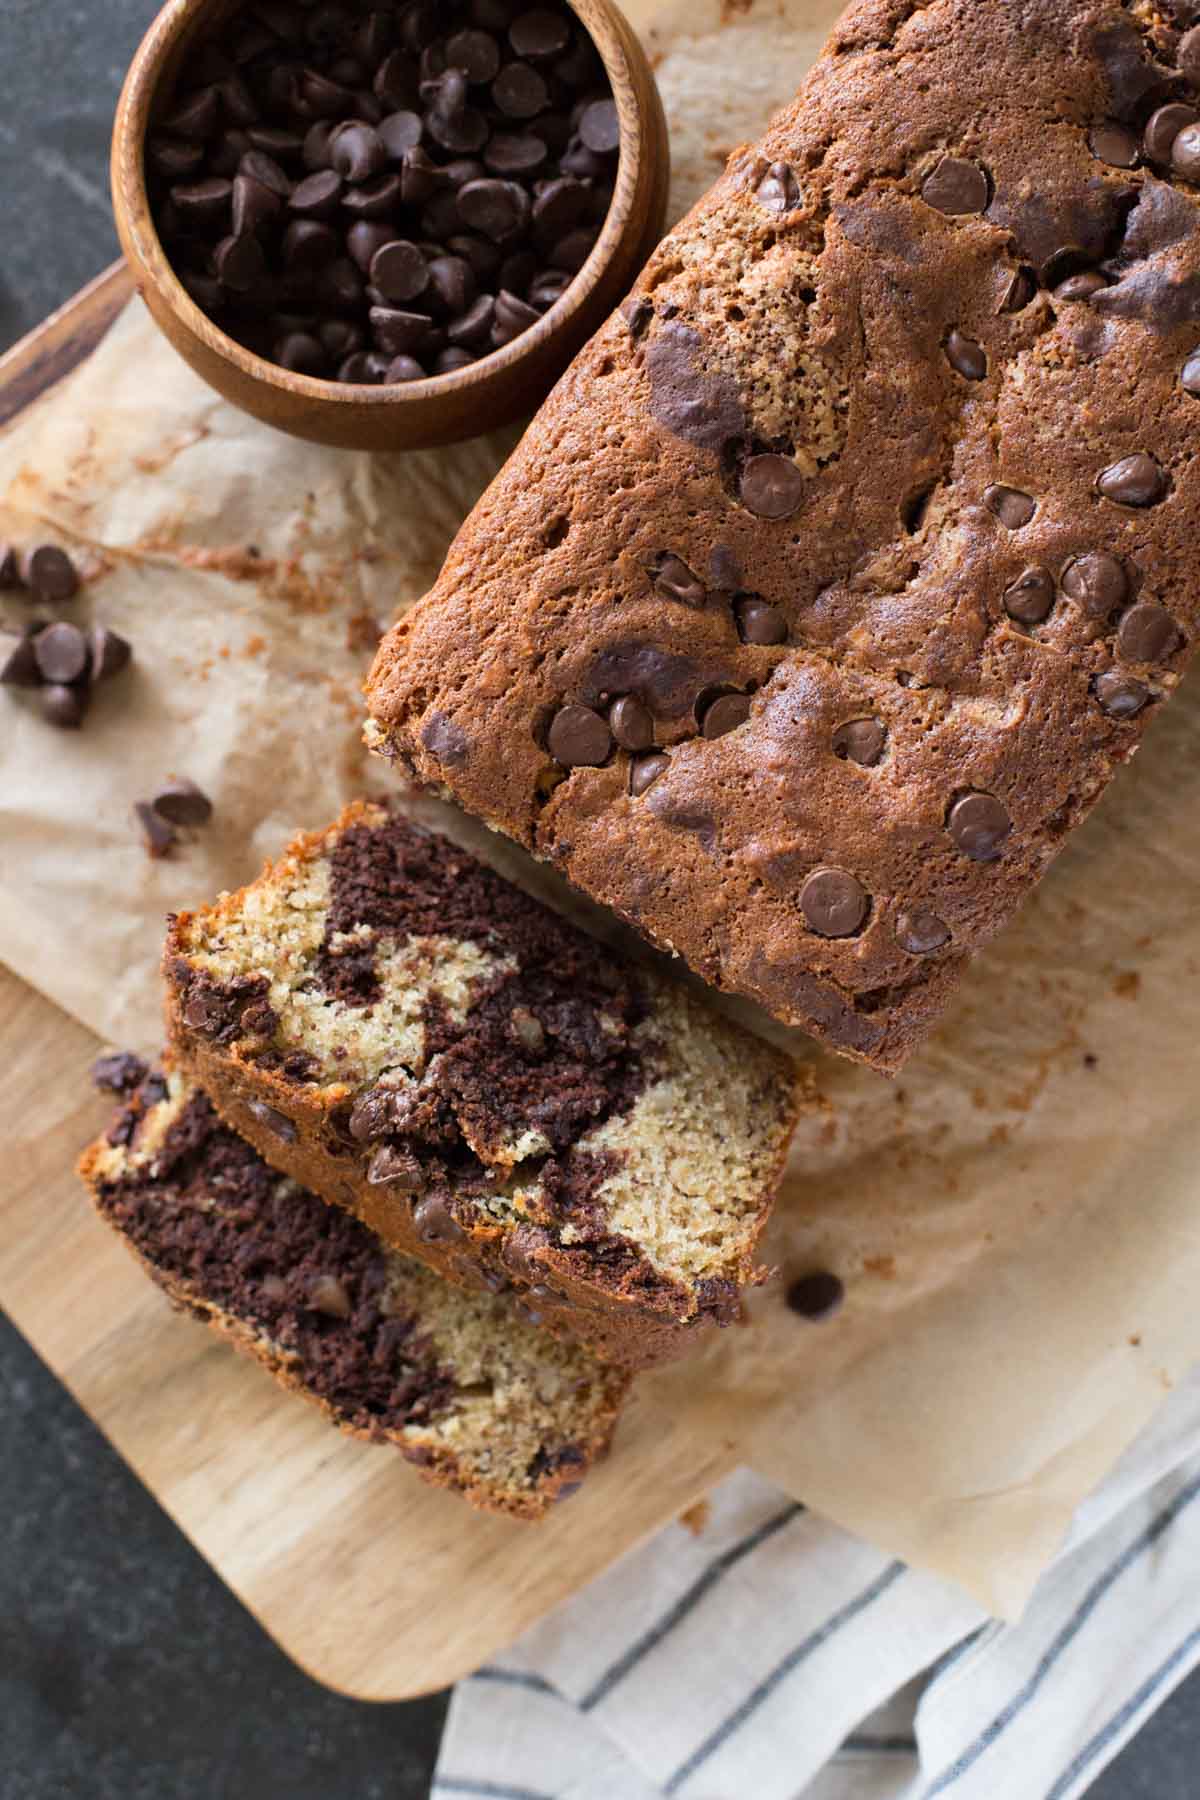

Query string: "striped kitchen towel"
[[434, 1367, 1200, 1800]]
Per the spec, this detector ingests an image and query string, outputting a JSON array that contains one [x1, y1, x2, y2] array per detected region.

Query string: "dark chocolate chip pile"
[[0, 542, 130, 730], [148, 0, 621, 384]]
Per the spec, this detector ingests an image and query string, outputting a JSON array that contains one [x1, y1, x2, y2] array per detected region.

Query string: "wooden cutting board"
[[0, 265, 750, 1700]]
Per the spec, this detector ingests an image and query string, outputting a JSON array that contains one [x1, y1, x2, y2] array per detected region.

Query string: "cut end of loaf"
[[78, 1065, 630, 1519]]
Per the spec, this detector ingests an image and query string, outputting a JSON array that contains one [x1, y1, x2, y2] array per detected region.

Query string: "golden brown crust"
[[366, 0, 1200, 1070]]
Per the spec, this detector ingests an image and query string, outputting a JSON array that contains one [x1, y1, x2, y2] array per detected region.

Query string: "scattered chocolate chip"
[[367, 1143, 425, 1190], [947, 790, 1011, 861], [135, 800, 177, 858], [699, 692, 751, 739], [1088, 121, 1139, 168], [653, 554, 706, 605], [247, 1098, 298, 1142], [0, 544, 18, 588], [895, 908, 950, 954], [308, 1273, 352, 1318], [548, 702, 612, 766], [1003, 566, 1055, 625], [609, 694, 654, 751], [945, 329, 986, 379], [998, 266, 1036, 313], [736, 597, 787, 645], [786, 1270, 845, 1320], [21, 545, 79, 602], [91, 1050, 150, 1094], [1116, 603, 1177, 663], [738, 453, 805, 519], [629, 751, 668, 796], [800, 867, 869, 937], [152, 777, 214, 826], [832, 717, 886, 765], [1096, 453, 1166, 507], [42, 683, 88, 729], [0, 635, 42, 688], [1143, 102, 1197, 164], [983, 484, 1036, 528], [921, 156, 989, 214], [754, 160, 800, 215], [1094, 671, 1149, 718], [33, 621, 88, 684], [413, 1191, 466, 1242]]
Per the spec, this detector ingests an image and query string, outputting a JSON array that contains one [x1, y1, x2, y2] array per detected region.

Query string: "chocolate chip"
[[91, 1050, 150, 1094], [214, 232, 267, 291], [1003, 566, 1055, 624], [800, 867, 869, 937], [832, 717, 886, 765], [135, 800, 176, 857], [629, 751, 668, 796], [384, 354, 425, 380], [620, 293, 652, 337], [895, 909, 950, 954], [548, 702, 612, 766], [42, 683, 88, 729], [983, 484, 1035, 528], [446, 294, 494, 345], [947, 790, 1011, 860], [578, 98, 619, 155], [288, 169, 343, 218], [700, 692, 751, 739], [1053, 271, 1108, 302], [492, 61, 549, 118], [413, 1191, 466, 1242], [247, 1098, 298, 1142], [369, 239, 430, 302], [152, 778, 214, 826], [754, 160, 800, 215], [485, 131, 547, 175], [1143, 102, 1197, 163], [998, 266, 1037, 313], [308, 1273, 352, 1318], [653, 554, 706, 605], [1116, 603, 1177, 663], [421, 710, 469, 765], [492, 287, 541, 344], [369, 305, 430, 353], [329, 123, 386, 183], [509, 9, 570, 60], [21, 545, 79, 602], [1172, 122, 1200, 179], [739, 453, 804, 519], [1088, 121, 1139, 168], [609, 695, 654, 751], [945, 329, 986, 379], [367, 1143, 425, 1190], [446, 27, 501, 83], [1181, 24, 1200, 83], [1096, 453, 1166, 507], [276, 331, 326, 373], [786, 1270, 845, 1320], [1094, 671, 1149, 718], [33, 621, 88, 684], [165, 88, 221, 140], [736, 597, 787, 645], [0, 544, 18, 588], [1182, 352, 1200, 396], [1061, 552, 1129, 614], [458, 176, 529, 240], [921, 156, 989, 214]]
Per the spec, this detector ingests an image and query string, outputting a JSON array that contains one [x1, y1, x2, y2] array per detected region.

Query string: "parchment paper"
[[2, 0, 1197, 1619]]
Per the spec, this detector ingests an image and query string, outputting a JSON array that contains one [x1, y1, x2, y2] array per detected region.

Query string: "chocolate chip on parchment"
[[1116, 603, 1177, 663], [0, 635, 42, 688], [1003, 566, 1055, 624], [135, 801, 177, 859], [738, 453, 804, 519], [629, 751, 668, 796], [800, 867, 869, 937], [1096, 453, 1166, 507], [1061, 552, 1128, 614], [832, 717, 886, 765], [42, 684, 89, 730], [548, 702, 612, 766], [983, 484, 1035, 528], [786, 1270, 845, 1320], [33, 621, 88, 684], [21, 545, 79, 602], [947, 790, 1011, 860], [152, 777, 214, 826], [921, 155, 989, 214], [895, 908, 950, 954], [1094, 671, 1149, 718]]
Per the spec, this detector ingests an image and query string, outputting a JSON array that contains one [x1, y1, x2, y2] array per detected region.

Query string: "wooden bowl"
[[111, 0, 669, 451]]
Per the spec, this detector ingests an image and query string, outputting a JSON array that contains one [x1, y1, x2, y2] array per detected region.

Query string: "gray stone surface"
[[0, 2, 1197, 1796]]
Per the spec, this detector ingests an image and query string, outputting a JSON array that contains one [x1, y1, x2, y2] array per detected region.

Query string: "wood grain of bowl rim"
[[111, 0, 670, 449]]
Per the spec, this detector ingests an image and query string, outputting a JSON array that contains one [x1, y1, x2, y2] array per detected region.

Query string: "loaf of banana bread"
[[79, 1065, 630, 1519], [365, 0, 1200, 1071], [163, 802, 801, 1369]]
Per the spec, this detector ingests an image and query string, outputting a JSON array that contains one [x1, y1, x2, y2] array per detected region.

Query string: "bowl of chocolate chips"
[[113, 0, 668, 449]]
